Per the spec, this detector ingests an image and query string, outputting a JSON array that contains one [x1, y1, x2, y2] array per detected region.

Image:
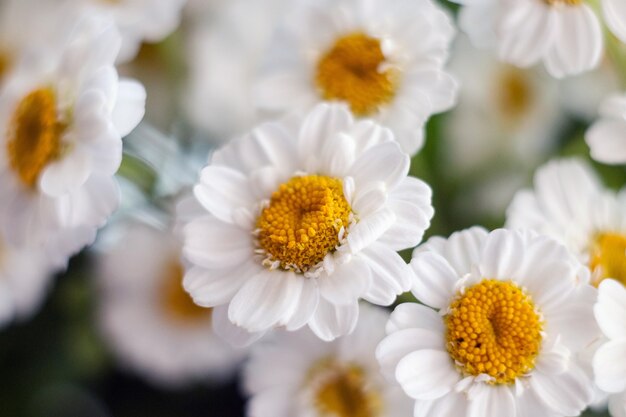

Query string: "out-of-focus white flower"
[[72, 0, 187, 63], [244, 304, 412, 417], [586, 92, 626, 165], [0, 17, 146, 252], [378, 227, 597, 417], [507, 158, 626, 287], [452, 0, 617, 78], [182, 103, 433, 343], [97, 220, 244, 387], [254, 0, 457, 155], [184, 0, 288, 142]]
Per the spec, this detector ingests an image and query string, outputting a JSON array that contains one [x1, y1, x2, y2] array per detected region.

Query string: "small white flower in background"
[[244, 304, 412, 417], [182, 103, 434, 343], [97, 219, 244, 387], [594, 279, 626, 417], [254, 0, 457, 155], [586, 92, 626, 165], [377, 227, 597, 417], [451, 0, 626, 78], [72, 0, 188, 63], [0, 16, 145, 252], [507, 158, 626, 287]]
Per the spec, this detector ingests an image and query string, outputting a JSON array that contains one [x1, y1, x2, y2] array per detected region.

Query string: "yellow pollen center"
[[162, 261, 212, 323], [7, 88, 66, 189], [544, 0, 582, 5], [256, 175, 352, 273], [445, 279, 543, 384], [496, 67, 533, 120], [310, 360, 382, 417], [590, 233, 626, 287], [316, 32, 398, 116], [0, 53, 11, 83]]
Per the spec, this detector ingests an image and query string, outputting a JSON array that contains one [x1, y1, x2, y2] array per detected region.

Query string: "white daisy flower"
[[0, 16, 146, 249], [244, 304, 412, 417], [452, 0, 620, 78], [593, 279, 626, 417], [507, 158, 626, 287], [586, 92, 626, 165], [377, 227, 597, 417], [72, 0, 188, 63], [183, 103, 434, 342], [98, 220, 243, 387], [254, 0, 457, 155]]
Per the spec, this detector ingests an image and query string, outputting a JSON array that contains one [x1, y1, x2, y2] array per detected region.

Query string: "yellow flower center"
[[256, 175, 352, 273], [0, 52, 11, 83], [590, 233, 626, 287], [544, 0, 582, 5], [6, 88, 67, 189], [315, 32, 398, 116], [161, 261, 212, 323], [445, 279, 543, 385], [310, 359, 382, 417], [495, 67, 533, 120]]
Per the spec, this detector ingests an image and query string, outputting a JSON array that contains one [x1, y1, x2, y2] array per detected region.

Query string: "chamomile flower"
[[586, 92, 626, 165], [0, 16, 146, 249], [452, 0, 621, 78], [254, 0, 457, 155], [507, 158, 626, 287], [244, 304, 412, 417], [98, 220, 243, 387], [183, 103, 434, 342], [377, 227, 597, 417]]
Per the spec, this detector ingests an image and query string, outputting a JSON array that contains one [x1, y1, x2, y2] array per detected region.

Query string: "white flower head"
[[182, 103, 434, 342], [244, 304, 412, 417], [586, 92, 626, 165], [254, 0, 458, 155], [377, 227, 597, 417], [507, 158, 626, 287], [0, 16, 146, 250], [452, 0, 626, 78], [97, 219, 243, 387]]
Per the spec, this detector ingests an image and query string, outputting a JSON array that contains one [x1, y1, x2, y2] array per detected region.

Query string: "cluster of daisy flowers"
[[4, 0, 626, 416]]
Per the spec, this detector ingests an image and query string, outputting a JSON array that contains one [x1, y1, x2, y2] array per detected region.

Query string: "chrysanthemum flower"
[[377, 227, 597, 417], [97, 220, 243, 386], [0, 17, 145, 250], [507, 158, 626, 287], [254, 0, 457, 155], [452, 0, 626, 78], [182, 103, 434, 342], [244, 304, 412, 417], [586, 92, 626, 165]]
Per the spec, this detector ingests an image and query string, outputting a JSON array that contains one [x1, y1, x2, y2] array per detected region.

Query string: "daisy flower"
[[254, 0, 457, 155], [586, 92, 626, 165], [507, 158, 626, 287], [0, 16, 146, 249], [451, 0, 625, 78], [377, 227, 597, 417], [97, 220, 243, 387], [243, 304, 412, 417], [182, 103, 434, 342]]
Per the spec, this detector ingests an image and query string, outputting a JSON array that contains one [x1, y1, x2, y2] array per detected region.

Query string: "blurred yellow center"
[[590, 233, 626, 287], [445, 279, 543, 384], [0, 52, 10, 82], [316, 32, 397, 116], [7, 88, 66, 189], [311, 360, 382, 417], [544, 0, 582, 5], [496, 67, 533, 120], [162, 261, 212, 322], [256, 175, 351, 273]]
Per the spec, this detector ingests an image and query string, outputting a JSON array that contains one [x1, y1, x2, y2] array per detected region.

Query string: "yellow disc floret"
[[310, 359, 382, 417], [495, 66, 533, 121], [256, 175, 352, 273], [0, 52, 10, 83], [590, 232, 626, 287], [162, 260, 212, 323], [316, 32, 398, 117], [445, 279, 543, 385], [6, 88, 66, 189], [544, 0, 582, 5]]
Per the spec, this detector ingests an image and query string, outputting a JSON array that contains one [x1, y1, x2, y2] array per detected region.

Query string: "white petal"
[[594, 339, 626, 393], [346, 208, 396, 254], [360, 243, 413, 305], [529, 365, 593, 416], [318, 132, 356, 178], [595, 279, 626, 340], [285, 278, 319, 331], [183, 261, 258, 307], [212, 305, 265, 348], [586, 119, 626, 165], [308, 298, 359, 341], [254, 72, 310, 111], [395, 349, 459, 400], [352, 181, 387, 217], [112, 79, 146, 137], [39, 146, 92, 197], [376, 328, 444, 379], [603, 0, 626, 43], [319, 257, 371, 305], [386, 302, 444, 334], [348, 142, 409, 190], [193, 166, 254, 223], [467, 384, 515, 417], [478, 229, 524, 280], [410, 251, 459, 309]]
